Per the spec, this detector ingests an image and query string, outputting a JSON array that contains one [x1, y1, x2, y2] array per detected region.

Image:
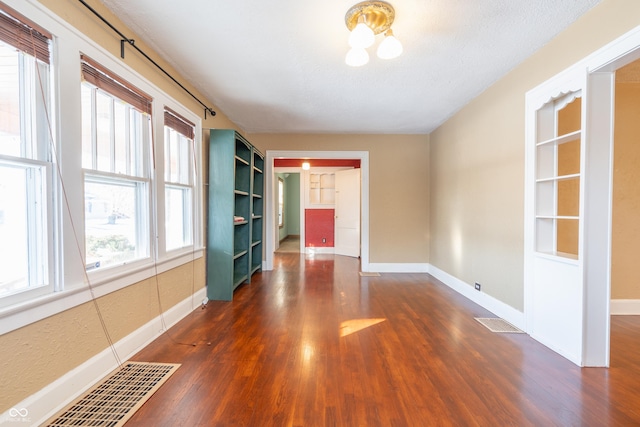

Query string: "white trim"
[[611, 299, 640, 315], [429, 264, 525, 331], [0, 0, 205, 335], [0, 286, 206, 427], [0, 250, 203, 335], [305, 247, 335, 255], [368, 263, 429, 273], [265, 150, 369, 271]]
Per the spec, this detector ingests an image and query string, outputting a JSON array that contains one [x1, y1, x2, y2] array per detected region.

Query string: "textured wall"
[[0, 258, 206, 412], [429, 0, 640, 311]]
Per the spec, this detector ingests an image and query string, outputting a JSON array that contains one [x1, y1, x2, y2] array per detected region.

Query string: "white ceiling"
[[100, 0, 601, 134]]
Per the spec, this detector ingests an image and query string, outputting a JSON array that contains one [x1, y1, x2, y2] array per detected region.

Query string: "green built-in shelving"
[[207, 130, 264, 301]]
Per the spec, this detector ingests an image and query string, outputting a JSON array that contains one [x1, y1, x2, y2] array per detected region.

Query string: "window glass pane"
[[165, 128, 192, 184], [81, 84, 93, 168], [95, 91, 112, 172], [165, 186, 191, 250], [0, 164, 47, 296], [114, 100, 127, 174], [179, 134, 191, 184], [0, 43, 21, 157], [85, 179, 146, 269], [165, 128, 177, 182]]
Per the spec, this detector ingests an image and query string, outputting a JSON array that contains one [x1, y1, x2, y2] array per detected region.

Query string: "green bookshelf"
[[207, 130, 264, 301]]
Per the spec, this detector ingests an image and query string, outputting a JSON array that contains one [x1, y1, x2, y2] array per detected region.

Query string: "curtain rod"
[[77, 0, 216, 119]]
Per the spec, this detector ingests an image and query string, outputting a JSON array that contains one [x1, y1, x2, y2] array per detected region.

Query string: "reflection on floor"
[[276, 235, 300, 253]]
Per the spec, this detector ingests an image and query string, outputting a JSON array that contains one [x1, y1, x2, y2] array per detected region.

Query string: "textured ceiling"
[[99, 0, 601, 134]]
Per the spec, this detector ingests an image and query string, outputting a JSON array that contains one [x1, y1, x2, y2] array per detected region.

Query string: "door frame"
[[524, 25, 640, 366], [264, 150, 370, 271]]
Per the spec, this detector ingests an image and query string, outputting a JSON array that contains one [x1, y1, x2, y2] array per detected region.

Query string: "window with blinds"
[[163, 108, 195, 251], [80, 55, 152, 271], [0, 4, 53, 306]]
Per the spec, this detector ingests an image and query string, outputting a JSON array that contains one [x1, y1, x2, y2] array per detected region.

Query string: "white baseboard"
[[1, 287, 206, 427], [305, 247, 335, 254], [611, 299, 640, 315], [364, 263, 430, 273], [428, 264, 526, 331]]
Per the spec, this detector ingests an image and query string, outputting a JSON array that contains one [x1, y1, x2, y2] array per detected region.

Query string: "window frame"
[[162, 108, 196, 253], [80, 68, 153, 274], [0, 0, 204, 335], [0, 3, 56, 308], [278, 177, 285, 229]]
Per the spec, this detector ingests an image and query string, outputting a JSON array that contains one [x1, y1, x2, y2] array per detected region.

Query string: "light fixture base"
[[345, 1, 395, 36]]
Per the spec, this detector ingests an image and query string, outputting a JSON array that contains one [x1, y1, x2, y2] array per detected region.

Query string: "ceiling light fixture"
[[345, 1, 402, 66], [302, 161, 310, 170]]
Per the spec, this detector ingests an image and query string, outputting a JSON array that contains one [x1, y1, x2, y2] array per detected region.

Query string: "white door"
[[334, 169, 360, 257]]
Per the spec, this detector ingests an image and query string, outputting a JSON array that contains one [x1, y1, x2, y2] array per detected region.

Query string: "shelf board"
[[235, 155, 249, 166], [251, 265, 261, 275], [535, 251, 579, 263], [536, 130, 581, 147], [535, 215, 579, 220], [536, 173, 580, 183], [234, 220, 248, 225], [234, 190, 249, 196], [252, 240, 261, 247], [233, 249, 248, 259], [233, 274, 248, 289]]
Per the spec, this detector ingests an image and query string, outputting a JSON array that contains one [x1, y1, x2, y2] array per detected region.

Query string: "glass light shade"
[[301, 162, 310, 170], [348, 22, 375, 49], [377, 30, 403, 59], [345, 47, 369, 67]]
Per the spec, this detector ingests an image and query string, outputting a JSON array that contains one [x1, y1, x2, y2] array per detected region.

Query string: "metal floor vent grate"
[[359, 272, 381, 277], [475, 317, 525, 334], [45, 361, 180, 427]]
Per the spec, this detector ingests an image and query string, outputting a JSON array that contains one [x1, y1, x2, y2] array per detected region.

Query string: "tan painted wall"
[[0, 0, 225, 412], [249, 134, 430, 263], [429, 0, 640, 311], [611, 81, 640, 299]]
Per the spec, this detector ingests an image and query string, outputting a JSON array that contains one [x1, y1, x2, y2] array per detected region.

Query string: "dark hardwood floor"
[[126, 253, 640, 426]]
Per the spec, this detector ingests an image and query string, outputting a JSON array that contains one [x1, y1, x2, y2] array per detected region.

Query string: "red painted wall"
[[305, 209, 334, 247]]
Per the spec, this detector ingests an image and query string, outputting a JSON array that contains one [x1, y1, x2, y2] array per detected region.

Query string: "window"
[[164, 108, 194, 251], [81, 56, 152, 271], [278, 177, 284, 228], [0, 5, 53, 302]]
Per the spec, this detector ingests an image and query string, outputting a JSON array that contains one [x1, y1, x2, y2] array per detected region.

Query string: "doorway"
[[274, 172, 301, 253], [265, 150, 370, 272]]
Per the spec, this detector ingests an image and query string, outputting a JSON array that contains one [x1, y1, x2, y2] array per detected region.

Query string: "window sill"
[[0, 248, 204, 335]]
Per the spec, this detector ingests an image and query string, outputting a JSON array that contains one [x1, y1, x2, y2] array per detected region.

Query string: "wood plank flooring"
[[126, 253, 640, 426]]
